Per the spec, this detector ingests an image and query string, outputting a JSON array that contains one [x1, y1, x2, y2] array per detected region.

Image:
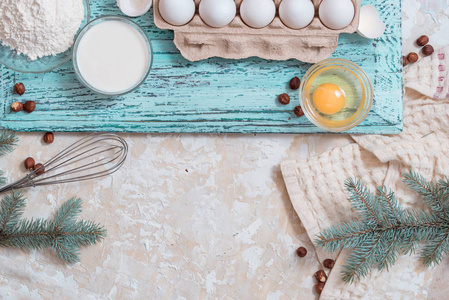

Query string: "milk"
[[76, 20, 150, 94]]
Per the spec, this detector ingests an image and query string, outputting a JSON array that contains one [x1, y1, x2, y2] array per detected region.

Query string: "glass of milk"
[[73, 16, 152, 96]]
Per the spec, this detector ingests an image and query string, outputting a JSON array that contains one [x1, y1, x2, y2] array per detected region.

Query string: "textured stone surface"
[[1, 0, 449, 299]]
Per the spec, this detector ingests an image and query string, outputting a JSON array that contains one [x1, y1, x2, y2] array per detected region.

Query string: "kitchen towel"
[[281, 47, 449, 299]]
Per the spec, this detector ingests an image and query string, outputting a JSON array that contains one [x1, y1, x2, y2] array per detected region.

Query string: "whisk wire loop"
[[0, 133, 128, 193]]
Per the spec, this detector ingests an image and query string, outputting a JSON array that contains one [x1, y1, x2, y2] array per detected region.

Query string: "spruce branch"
[[0, 129, 18, 156], [316, 171, 449, 283], [0, 194, 106, 263]]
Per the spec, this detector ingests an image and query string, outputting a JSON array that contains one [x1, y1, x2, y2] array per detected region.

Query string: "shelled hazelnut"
[[323, 259, 335, 269], [315, 282, 325, 294], [43, 132, 54, 144], [422, 45, 434, 56], [416, 35, 429, 47], [407, 52, 419, 64], [296, 246, 307, 257], [24, 157, 35, 170], [10, 102, 23, 112], [314, 270, 327, 283], [23, 101, 36, 113], [14, 82, 25, 95], [278, 93, 290, 105], [294, 106, 304, 117], [289, 77, 301, 90]]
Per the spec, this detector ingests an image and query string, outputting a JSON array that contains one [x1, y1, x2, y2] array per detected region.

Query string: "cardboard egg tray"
[[153, 0, 361, 63]]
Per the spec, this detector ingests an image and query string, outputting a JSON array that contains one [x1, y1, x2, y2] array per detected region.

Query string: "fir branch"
[[316, 172, 449, 283], [0, 130, 18, 156], [0, 170, 5, 187], [0, 193, 106, 263], [345, 178, 382, 226], [403, 170, 447, 217], [0, 191, 26, 232]]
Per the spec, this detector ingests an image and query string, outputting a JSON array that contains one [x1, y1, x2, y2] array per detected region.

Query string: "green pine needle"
[[0, 130, 18, 156], [316, 170, 449, 283], [0, 194, 106, 264]]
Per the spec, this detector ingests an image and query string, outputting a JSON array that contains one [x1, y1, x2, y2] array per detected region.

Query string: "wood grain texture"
[[0, 0, 402, 134]]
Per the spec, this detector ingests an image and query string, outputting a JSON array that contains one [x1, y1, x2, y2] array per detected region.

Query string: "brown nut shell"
[[289, 77, 301, 90], [407, 52, 419, 64], [14, 82, 25, 95], [43, 132, 54, 144], [11, 102, 24, 112], [24, 157, 35, 170], [416, 35, 429, 47], [296, 247, 307, 257], [278, 93, 290, 105], [314, 270, 327, 283], [422, 45, 434, 56], [23, 101, 36, 113]]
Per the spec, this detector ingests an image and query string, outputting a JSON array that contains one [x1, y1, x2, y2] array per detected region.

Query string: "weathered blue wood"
[[0, 0, 402, 134]]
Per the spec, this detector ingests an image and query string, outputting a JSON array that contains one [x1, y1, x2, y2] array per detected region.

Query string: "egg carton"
[[153, 0, 361, 63]]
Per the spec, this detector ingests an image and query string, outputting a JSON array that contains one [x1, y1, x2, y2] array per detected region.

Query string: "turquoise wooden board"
[[0, 0, 402, 134]]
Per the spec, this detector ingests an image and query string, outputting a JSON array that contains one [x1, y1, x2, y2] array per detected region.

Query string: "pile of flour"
[[0, 0, 84, 60]]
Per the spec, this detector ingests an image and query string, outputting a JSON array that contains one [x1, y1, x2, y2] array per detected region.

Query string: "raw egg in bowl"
[[299, 58, 373, 132]]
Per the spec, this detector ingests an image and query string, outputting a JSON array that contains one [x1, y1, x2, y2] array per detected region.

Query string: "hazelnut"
[[315, 282, 325, 294], [323, 259, 335, 269], [314, 270, 327, 283], [416, 35, 429, 47], [407, 52, 419, 64], [23, 101, 36, 113], [33, 163, 45, 176], [422, 45, 434, 56], [402, 56, 408, 67], [43, 132, 54, 144], [10, 102, 23, 112], [278, 93, 290, 105], [296, 246, 307, 257], [24, 157, 35, 170], [14, 82, 25, 95], [289, 77, 301, 90], [294, 106, 304, 117]]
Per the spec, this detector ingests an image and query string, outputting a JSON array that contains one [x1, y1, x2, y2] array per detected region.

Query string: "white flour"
[[0, 0, 84, 60]]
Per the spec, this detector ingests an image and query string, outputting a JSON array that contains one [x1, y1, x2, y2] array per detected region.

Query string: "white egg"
[[279, 0, 315, 30], [199, 0, 236, 28], [319, 0, 355, 30], [240, 0, 276, 29], [159, 0, 196, 26]]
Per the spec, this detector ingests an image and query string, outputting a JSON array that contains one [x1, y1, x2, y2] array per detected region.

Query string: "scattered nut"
[[315, 282, 325, 295], [416, 35, 429, 47], [289, 77, 301, 90], [24, 157, 35, 170], [402, 56, 408, 67], [23, 101, 36, 113], [10, 102, 23, 112], [323, 259, 335, 269], [422, 45, 434, 56], [33, 163, 45, 176], [314, 270, 327, 283], [296, 247, 307, 257], [294, 106, 304, 117], [43, 132, 54, 144], [14, 82, 25, 95], [407, 52, 419, 64], [278, 93, 290, 105]]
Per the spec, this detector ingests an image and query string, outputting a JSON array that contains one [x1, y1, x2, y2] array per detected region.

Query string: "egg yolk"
[[313, 83, 346, 115]]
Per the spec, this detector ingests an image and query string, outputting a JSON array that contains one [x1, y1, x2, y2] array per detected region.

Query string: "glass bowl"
[[72, 16, 153, 96], [0, 0, 90, 74], [299, 58, 373, 132]]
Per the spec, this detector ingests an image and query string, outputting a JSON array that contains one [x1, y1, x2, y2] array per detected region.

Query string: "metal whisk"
[[0, 133, 128, 193]]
